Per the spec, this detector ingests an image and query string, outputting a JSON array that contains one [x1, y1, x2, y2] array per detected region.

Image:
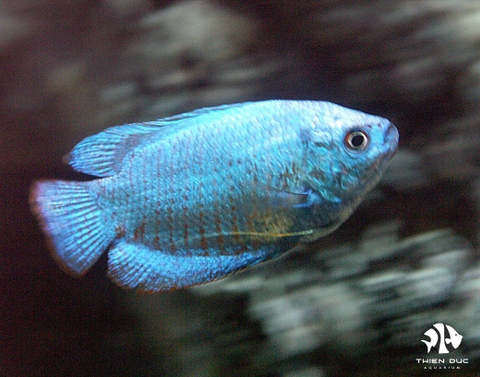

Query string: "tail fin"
[[29, 180, 114, 276]]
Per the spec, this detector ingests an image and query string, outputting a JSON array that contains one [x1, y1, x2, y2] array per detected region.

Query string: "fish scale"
[[30, 100, 398, 291], [136, 121, 267, 251]]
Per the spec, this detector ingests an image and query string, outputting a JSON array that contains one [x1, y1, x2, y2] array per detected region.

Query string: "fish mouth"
[[384, 122, 399, 154], [359, 122, 399, 189]]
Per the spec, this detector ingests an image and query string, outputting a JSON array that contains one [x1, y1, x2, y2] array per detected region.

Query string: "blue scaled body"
[[30, 100, 398, 291]]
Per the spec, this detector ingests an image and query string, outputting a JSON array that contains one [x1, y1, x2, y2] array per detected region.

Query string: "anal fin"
[[107, 242, 271, 292]]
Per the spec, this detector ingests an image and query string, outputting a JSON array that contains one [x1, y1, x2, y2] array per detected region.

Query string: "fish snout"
[[384, 122, 399, 147]]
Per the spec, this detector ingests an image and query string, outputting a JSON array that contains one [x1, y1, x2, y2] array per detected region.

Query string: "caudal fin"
[[29, 180, 114, 276]]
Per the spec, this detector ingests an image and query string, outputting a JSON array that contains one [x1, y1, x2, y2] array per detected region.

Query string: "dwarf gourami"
[[30, 100, 398, 292]]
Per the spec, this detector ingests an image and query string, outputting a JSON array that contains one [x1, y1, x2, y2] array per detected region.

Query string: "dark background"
[[2, 1, 480, 376]]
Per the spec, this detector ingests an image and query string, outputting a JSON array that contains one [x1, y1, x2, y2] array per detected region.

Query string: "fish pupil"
[[345, 130, 369, 151], [351, 134, 365, 147]]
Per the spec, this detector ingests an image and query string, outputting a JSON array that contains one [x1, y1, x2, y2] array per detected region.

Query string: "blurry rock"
[[458, 60, 480, 109], [423, 115, 480, 182], [455, 266, 480, 359], [186, 225, 478, 374], [1, 0, 309, 172], [381, 149, 430, 191], [249, 283, 374, 358], [283, 366, 326, 377], [317, 244, 369, 281], [359, 220, 402, 260], [130, 0, 307, 118], [0, 15, 35, 49], [265, 1, 476, 110], [102, 0, 151, 19]]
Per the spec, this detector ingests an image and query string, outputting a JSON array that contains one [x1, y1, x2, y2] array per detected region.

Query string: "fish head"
[[445, 325, 463, 349], [301, 102, 398, 216]]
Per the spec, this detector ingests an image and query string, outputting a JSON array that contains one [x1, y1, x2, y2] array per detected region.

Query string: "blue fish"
[[30, 100, 398, 292]]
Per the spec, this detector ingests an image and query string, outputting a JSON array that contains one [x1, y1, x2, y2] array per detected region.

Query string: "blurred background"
[[2, 0, 480, 376]]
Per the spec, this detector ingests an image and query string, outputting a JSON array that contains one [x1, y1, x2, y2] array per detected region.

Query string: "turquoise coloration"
[[30, 100, 398, 291]]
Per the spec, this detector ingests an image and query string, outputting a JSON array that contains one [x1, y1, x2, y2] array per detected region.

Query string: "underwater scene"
[[2, 1, 480, 376]]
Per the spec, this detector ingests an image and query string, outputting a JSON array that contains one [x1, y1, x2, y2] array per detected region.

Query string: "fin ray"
[[66, 102, 252, 177], [107, 242, 270, 292], [66, 124, 163, 177], [30, 180, 115, 275]]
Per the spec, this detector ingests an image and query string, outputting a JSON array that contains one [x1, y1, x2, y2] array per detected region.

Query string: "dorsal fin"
[[65, 102, 250, 177], [66, 123, 166, 177]]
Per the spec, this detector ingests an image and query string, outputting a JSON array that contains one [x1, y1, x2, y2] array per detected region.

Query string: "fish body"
[[30, 100, 398, 291]]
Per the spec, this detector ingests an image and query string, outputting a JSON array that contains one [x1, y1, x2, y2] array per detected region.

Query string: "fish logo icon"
[[422, 323, 463, 354]]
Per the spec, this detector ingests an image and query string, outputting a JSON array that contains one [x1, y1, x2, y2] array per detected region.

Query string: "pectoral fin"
[[266, 186, 322, 209]]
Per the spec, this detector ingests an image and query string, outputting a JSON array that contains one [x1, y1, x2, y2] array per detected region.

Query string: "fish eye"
[[344, 129, 369, 151]]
